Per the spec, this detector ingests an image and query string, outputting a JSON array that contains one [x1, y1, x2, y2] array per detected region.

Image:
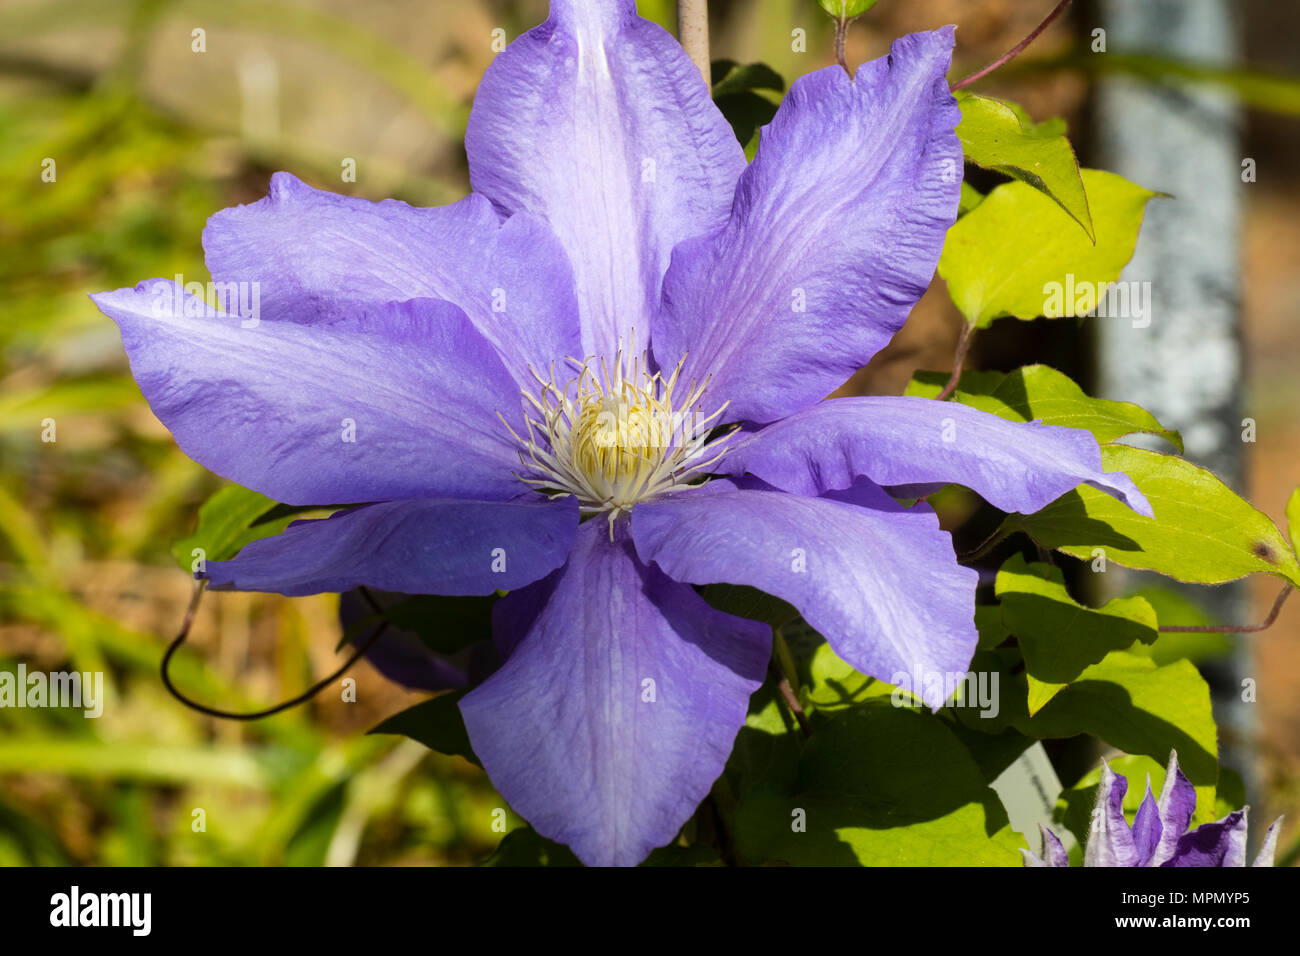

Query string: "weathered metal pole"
[[1094, 0, 1255, 812]]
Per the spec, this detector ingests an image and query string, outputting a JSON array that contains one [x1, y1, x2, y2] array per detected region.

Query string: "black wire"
[[160, 581, 389, 721]]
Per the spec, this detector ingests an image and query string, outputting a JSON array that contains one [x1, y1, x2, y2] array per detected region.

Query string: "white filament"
[[501, 340, 733, 531]]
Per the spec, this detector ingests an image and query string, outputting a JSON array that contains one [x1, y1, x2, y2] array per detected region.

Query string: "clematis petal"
[[202, 172, 580, 387], [723, 396, 1153, 517], [1252, 817, 1283, 867], [459, 520, 769, 867], [465, 0, 745, 361], [1021, 825, 1070, 867], [631, 479, 979, 692], [652, 29, 961, 424], [1131, 778, 1164, 867], [1151, 749, 1197, 866], [1040, 825, 1070, 867], [91, 286, 527, 505], [204, 496, 577, 597], [1164, 810, 1247, 867], [1085, 761, 1140, 867]]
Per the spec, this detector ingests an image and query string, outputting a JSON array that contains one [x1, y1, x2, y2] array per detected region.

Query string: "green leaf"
[[481, 826, 580, 867], [952, 647, 1025, 736], [995, 554, 1158, 714], [170, 484, 287, 571], [938, 169, 1158, 328], [723, 684, 804, 798], [377, 594, 496, 656], [715, 94, 776, 153], [942, 720, 1036, 786], [368, 691, 479, 767], [958, 180, 984, 216], [975, 604, 1009, 651], [699, 583, 797, 629], [711, 59, 784, 98], [1214, 765, 1247, 820], [732, 701, 1024, 865], [780, 618, 830, 680], [1286, 485, 1300, 558], [1009, 445, 1300, 588], [1012, 651, 1218, 812], [956, 93, 1093, 240], [711, 60, 784, 150], [641, 843, 721, 866], [816, 0, 880, 18], [906, 364, 1182, 452], [801, 640, 897, 713]]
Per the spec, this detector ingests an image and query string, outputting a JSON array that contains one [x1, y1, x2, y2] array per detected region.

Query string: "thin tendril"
[[160, 581, 389, 721], [936, 322, 975, 401], [950, 0, 1073, 92], [834, 17, 852, 77], [1158, 585, 1293, 634]]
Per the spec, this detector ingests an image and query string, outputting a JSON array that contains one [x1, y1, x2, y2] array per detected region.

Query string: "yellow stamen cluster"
[[503, 343, 732, 528]]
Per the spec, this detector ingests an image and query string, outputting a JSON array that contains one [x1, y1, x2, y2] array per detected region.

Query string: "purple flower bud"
[[1025, 751, 1284, 867]]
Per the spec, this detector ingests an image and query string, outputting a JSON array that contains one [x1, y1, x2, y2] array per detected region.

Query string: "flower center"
[[504, 344, 732, 522]]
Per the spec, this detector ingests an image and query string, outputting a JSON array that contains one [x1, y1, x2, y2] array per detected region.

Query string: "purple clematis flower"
[[1023, 752, 1284, 867], [92, 2, 1152, 866]]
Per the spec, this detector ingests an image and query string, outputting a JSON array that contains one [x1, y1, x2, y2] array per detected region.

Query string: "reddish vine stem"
[[950, 0, 1073, 92], [1158, 585, 1293, 634], [834, 17, 852, 76], [769, 661, 812, 738], [940, 2, 1075, 395], [936, 322, 975, 401]]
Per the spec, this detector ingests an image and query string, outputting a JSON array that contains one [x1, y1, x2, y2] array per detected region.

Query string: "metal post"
[[1094, 0, 1255, 813]]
